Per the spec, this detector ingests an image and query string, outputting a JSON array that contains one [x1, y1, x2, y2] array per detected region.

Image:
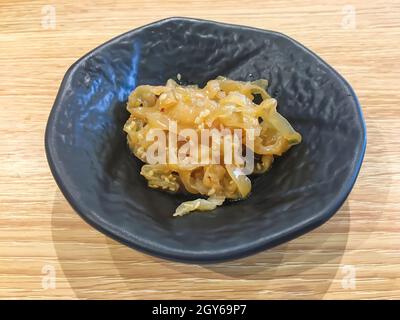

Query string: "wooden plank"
[[1, 0, 399, 299]]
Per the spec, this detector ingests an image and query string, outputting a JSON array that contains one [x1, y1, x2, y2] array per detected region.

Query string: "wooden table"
[[1, 0, 399, 299]]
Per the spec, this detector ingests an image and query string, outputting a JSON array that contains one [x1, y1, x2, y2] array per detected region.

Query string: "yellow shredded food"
[[124, 77, 302, 216]]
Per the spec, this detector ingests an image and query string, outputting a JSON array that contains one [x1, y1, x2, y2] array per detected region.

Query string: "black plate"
[[45, 17, 366, 263]]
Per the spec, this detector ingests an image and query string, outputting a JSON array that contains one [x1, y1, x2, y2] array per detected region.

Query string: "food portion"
[[124, 76, 302, 216]]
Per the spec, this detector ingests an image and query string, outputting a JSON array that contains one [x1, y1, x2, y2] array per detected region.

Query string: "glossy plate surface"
[[45, 17, 366, 263]]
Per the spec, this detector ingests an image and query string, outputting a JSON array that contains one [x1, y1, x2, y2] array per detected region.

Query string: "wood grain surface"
[[1, 0, 399, 299]]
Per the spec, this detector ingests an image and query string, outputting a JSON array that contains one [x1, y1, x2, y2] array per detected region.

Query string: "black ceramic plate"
[[45, 17, 366, 263]]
